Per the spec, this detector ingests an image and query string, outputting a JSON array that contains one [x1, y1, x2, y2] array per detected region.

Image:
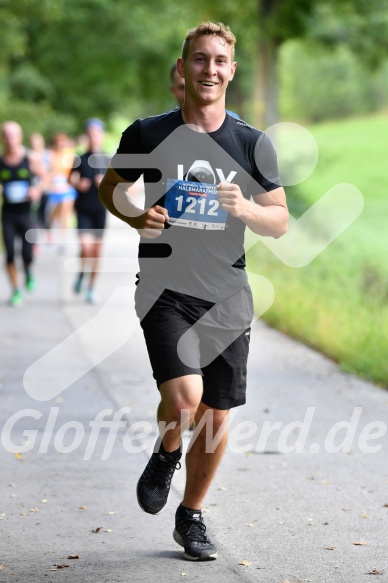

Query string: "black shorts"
[[76, 210, 106, 239], [137, 284, 253, 410]]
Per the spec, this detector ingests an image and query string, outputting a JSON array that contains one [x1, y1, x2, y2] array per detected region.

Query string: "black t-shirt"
[[74, 151, 110, 214], [0, 155, 32, 213], [112, 109, 281, 302]]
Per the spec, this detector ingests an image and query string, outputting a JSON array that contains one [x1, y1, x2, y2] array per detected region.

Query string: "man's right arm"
[[99, 165, 169, 239]]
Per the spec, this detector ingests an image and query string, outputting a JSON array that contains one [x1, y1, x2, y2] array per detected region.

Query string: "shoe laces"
[[145, 453, 181, 488], [180, 514, 210, 543]]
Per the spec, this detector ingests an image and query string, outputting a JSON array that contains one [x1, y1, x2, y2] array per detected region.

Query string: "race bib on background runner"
[[165, 179, 228, 230], [4, 180, 30, 203]]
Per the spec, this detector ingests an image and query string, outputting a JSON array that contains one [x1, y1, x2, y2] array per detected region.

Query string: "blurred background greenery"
[[0, 0, 387, 385]]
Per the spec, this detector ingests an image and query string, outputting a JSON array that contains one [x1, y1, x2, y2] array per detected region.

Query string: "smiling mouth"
[[199, 81, 217, 87]]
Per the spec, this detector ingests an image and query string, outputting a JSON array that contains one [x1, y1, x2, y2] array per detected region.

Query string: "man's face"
[[178, 35, 236, 106], [170, 68, 185, 107], [2, 123, 23, 151], [87, 125, 104, 152]]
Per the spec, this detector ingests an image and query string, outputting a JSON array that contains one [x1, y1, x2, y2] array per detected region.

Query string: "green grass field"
[[247, 113, 388, 387]]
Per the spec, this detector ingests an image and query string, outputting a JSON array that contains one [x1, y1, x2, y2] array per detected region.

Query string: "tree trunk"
[[253, 0, 280, 129], [253, 34, 279, 130]]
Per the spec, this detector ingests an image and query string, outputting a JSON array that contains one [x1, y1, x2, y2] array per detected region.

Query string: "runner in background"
[[47, 133, 77, 252], [170, 63, 186, 107], [28, 133, 51, 241], [0, 121, 44, 306], [70, 118, 110, 304]]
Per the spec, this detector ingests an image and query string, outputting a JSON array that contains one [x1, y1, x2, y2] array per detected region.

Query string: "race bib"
[[4, 180, 30, 203], [165, 179, 228, 230]]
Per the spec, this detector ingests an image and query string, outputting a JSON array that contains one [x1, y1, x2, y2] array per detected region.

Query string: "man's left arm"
[[217, 183, 288, 238]]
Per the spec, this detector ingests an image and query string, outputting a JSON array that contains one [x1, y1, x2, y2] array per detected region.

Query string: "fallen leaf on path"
[[92, 527, 102, 533], [245, 523, 254, 527], [383, 504, 388, 508], [29, 507, 39, 512], [107, 511, 117, 515], [67, 555, 79, 560], [181, 573, 188, 576], [79, 505, 87, 510], [367, 570, 383, 575], [14, 453, 24, 461], [56, 564, 69, 569], [104, 529, 112, 533], [41, 499, 48, 504], [218, 486, 227, 491], [0, 565, 4, 571], [239, 560, 251, 566], [325, 547, 336, 551], [353, 541, 368, 546], [49, 568, 57, 571]]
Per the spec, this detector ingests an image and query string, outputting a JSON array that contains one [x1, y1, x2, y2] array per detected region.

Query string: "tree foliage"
[[0, 0, 388, 136]]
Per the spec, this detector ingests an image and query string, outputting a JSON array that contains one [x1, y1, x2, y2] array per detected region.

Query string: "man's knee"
[[162, 395, 200, 423], [160, 376, 203, 421], [195, 406, 229, 437]]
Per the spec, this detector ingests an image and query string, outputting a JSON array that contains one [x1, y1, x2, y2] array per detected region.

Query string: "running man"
[[99, 22, 288, 561], [0, 121, 44, 306], [70, 118, 109, 304]]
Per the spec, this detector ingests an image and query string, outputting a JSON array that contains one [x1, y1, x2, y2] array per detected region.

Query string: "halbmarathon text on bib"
[[165, 179, 228, 230]]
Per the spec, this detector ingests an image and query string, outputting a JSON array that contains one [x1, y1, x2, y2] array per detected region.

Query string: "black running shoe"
[[173, 505, 217, 561], [136, 449, 181, 515]]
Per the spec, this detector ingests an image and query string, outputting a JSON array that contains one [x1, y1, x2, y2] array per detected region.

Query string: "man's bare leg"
[[6, 263, 19, 289], [158, 374, 203, 452], [136, 375, 202, 515], [182, 402, 229, 509]]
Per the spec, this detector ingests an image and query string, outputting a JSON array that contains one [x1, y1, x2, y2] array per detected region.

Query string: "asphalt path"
[[1, 216, 387, 582]]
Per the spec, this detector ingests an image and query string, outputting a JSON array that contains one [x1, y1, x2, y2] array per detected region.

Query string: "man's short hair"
[[181, 21, 236, 61]]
